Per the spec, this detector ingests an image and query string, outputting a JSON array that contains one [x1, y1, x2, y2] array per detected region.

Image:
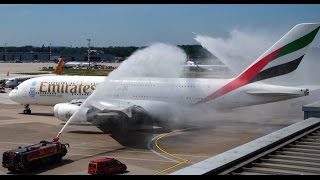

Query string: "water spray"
[[54, 43, 187, 140], [194, 29, 277, 74]]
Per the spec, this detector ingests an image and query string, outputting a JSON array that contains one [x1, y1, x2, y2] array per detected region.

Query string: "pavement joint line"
[[0, 142, 207, 158], [66, 153, 173, 162], [0, 141, 208, 161]]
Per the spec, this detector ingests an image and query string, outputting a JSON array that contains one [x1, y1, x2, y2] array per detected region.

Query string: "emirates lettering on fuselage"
[[39, 82, 97, 94]]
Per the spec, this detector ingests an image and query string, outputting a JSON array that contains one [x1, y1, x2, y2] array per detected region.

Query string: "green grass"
[[14, 68, 214, 78], [60, 68, 113, 76], [0, 79, 6, 84], [15, 68, 114, 76], [16, 72, 51, 75]]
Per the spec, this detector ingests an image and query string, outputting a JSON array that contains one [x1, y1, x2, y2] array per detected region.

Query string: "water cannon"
[[53, 131, 62, 142], [52, 136, 59, 142]]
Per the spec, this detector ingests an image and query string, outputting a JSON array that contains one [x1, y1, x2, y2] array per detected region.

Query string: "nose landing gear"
[[23, 104, 31, 114]]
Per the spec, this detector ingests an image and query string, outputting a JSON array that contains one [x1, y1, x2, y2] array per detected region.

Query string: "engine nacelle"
[[53, 103, 90, 122]]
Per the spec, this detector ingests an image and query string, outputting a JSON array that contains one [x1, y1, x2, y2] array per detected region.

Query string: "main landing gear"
[[23, 104, 31, 114]]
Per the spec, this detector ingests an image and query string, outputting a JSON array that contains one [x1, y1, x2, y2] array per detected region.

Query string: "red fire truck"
[[2, 140, 69, 172]]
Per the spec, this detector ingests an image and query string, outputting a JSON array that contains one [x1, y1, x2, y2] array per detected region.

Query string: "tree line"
[[0, 45, 215, 60]]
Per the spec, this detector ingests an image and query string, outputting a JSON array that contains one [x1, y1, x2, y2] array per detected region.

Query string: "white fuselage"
[[9, 75, 304, 109], [5, 74, 57, 88], [64, 62, 95, 68]]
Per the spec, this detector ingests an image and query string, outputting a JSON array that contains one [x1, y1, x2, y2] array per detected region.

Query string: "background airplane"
[[5, 58, 64, 89], [184, 60, 228, 72], [64, 61, 95, 69]]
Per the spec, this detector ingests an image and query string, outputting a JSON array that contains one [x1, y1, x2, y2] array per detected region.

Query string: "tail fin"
[[248, 23, 320, 83], [196, 23, 320, 104], [53, 58, 64, 75]]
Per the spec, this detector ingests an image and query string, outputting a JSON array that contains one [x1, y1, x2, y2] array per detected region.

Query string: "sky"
[[0, 4, 320, 47]]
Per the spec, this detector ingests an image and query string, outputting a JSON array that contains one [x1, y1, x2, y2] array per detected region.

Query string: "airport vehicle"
[[0, 86, 5, 93], [2, 140, 69, 172], [8, 23, 320, 127], [5, 58, 64, 89], [88, 157, 127, 175]]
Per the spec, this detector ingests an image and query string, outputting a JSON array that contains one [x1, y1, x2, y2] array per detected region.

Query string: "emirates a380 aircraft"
[[9, 23, 320, 129]]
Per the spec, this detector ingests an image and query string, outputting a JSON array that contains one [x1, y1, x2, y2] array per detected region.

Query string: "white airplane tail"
[[248, 23, 320, 83], [196, 23, 320, 104]]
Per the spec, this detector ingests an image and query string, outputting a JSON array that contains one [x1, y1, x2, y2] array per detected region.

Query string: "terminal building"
[[0, 52, 117, 62], [0, 52, 57, 62]]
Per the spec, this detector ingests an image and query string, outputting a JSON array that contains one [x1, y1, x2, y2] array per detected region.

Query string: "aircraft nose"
[[9, 89, 18, 101], [9, 89, 14, 97]]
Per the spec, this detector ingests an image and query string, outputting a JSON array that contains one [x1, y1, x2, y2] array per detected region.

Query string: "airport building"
[[60, 54, 116, 62], [0, 52, 117, 62], [0, 52, 59, 62]]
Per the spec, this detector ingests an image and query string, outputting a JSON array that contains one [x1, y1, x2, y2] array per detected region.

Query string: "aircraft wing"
[[88, 99, 149, 118]]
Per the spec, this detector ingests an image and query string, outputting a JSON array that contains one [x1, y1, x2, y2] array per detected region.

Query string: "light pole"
[[49, 43, 52, 61], [87, 38, 91, 68], [4, 43, 7, 61]]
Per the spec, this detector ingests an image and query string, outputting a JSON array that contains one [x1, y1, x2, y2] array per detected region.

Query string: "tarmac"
[[0, 63, 316, 175]]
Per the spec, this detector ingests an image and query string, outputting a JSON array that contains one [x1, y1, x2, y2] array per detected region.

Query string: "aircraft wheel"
[[23, 109, 31, 114]]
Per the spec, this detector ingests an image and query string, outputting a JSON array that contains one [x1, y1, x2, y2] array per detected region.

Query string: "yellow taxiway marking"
[[154, 128, 192, 175]]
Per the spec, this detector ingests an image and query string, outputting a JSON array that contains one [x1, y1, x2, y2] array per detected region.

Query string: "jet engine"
[[53, 103, 90, 122]]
